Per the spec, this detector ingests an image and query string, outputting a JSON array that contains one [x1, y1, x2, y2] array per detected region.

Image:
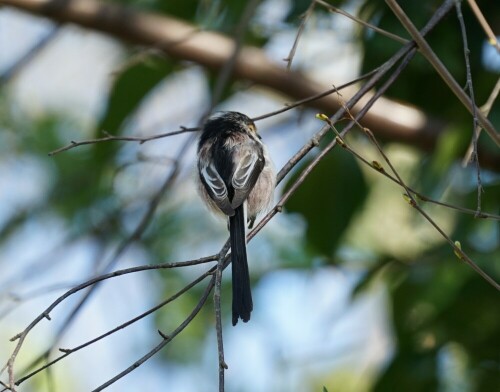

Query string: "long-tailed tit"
[[197, 112, 276, 325]]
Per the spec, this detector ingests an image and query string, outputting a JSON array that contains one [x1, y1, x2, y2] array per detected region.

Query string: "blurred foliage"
[[98, 55, 173, 136], [1, 0, 499, 391], [285, 142, 367, 258]]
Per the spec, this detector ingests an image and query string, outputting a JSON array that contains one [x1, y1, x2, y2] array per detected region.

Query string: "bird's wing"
[[230, 143, 264, 209], [199, 162, 235, 216]]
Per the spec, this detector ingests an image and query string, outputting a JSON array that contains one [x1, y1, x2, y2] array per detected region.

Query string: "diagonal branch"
[[385, 0, 500, 147]]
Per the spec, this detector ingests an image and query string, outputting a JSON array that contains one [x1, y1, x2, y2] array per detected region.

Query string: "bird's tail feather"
[[229, 204, 253, 325]]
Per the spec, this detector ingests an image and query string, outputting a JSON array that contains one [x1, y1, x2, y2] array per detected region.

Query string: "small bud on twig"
[[315, 113, 330, 122], [402, 193, 416, 207], [453, 241, 464, 260], [371, 160, 384, 172]]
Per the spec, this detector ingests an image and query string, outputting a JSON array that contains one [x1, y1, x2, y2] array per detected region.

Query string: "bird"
[[197, 111, 276, 325]]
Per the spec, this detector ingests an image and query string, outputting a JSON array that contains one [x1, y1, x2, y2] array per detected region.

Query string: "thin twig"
[[315, 0, 409, 44], [324, 130, 499, 220], [455, 0, 482, 215], [276, 0, 456, 184], [385, 0, 500, 147], [214, 243, 231, 391], [251, 47, 421, 242], [462, 77, 500, 165], [0, 224, 209, 385], [48, 127, 199, 156], [284, 0, 316, 70], [252, 67, 381, 121], [6, 256, 215, 343]]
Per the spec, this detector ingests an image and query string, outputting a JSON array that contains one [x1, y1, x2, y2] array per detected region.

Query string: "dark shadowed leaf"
[[285, 146, 367, 257], [98, 55, 173, 136], [90, 55, 174, 189]]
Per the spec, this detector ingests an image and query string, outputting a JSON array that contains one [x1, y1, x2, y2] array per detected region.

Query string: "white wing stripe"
[[233, 153, 258, 188], [202, 164, 227, 198]]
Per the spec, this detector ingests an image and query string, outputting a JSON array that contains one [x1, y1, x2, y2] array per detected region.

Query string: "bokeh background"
[[0, 0, 499, 391]]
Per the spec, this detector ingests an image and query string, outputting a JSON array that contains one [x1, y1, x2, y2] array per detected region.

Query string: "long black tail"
[[229, 205, 253, 325]]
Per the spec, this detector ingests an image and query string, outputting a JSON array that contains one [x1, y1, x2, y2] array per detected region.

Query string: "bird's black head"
[[199, 111, 257, 148]]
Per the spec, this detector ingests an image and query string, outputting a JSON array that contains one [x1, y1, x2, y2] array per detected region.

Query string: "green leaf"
[[92, 55, 174, 180], [351, 258, 400, 298], [156, 0, 201, 21], [285, 146, 367, 257]]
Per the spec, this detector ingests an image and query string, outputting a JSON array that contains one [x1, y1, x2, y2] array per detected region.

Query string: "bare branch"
[[455, 0, 482, 214], [3, 134, 194, 389], [283, 0, 316, 70], [48, 127, 199, 156], [214, 243, 231, 391], [321, 127, 499, 221], [315, 0, 409, 44], [251, 43, 423, 243], [2, 255, 216, 378], [252, 68, 381, 121]]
